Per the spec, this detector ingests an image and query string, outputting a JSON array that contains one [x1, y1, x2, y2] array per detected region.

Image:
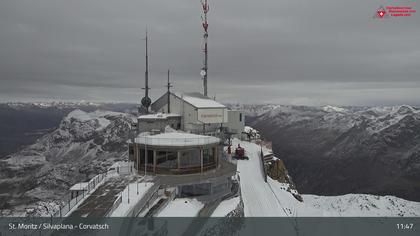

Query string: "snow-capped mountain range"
[[2, 101, 103, 110], [0, 106, 419, 217], [240, 104, 420, 202]]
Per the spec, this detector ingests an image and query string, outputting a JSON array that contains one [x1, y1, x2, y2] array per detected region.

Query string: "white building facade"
[[149, 92, 244, 137]]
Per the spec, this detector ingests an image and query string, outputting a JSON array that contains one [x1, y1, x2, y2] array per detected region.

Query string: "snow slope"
[[234, 139, 289, 216], [211, 197, 240, 217], [303, 194, 420, 217], [234, 139, 420, 217]]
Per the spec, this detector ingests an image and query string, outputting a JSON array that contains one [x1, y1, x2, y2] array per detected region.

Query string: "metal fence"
[[52, 172, 107, 217], [259, 148, 268, 183]]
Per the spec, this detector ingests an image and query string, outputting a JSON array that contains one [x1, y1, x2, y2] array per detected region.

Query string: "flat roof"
[[174, 92, 226, 109], [138, 113, 181, 120], [135, 132, 220, 147], [69, 182, 89, 191]]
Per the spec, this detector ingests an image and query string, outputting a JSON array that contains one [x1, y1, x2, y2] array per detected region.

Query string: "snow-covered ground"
[[234, 139, 290, 216], [303, 194, 420, 217], [156, 198, 204, 236], [234, 139, 420, 217], [243, 126, 260, 139], [110, 182, 153, 217], [157, 198, 203, 217], [211, 197, 240, 217]]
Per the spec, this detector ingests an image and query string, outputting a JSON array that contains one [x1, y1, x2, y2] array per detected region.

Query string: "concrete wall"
[[152, 93, 230, 134], [225, 110, 245, 138], [153, 93, 198, 131]]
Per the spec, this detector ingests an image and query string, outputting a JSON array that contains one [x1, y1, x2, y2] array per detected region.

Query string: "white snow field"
[[156, 198, 204, 236], [233, 139, 420, 217], [211, 196, 240, 217], [303, 194, 420, 217], [157, 198, 204, 217]]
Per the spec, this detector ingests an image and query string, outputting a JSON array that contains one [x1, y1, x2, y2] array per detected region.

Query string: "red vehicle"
[[233, 144, 249, 160]]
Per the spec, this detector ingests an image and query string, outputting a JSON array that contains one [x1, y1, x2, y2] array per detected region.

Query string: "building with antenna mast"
[[129, 1, 244, 181], [132, 1, 243, 137]]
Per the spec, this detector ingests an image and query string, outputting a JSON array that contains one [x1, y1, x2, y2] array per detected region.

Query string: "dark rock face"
[[0, 109, 135, 216], [246, 105, 420, 201]]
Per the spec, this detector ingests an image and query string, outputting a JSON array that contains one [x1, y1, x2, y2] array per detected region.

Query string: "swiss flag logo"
[[375, 6, 387, 19], [377, 9, 386, 18]]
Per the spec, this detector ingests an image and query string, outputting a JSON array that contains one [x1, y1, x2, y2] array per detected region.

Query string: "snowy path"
[[234, 140, 289, 216]]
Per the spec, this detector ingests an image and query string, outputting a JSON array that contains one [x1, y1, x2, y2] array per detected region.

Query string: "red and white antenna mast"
[[200, 0, 209, 97]]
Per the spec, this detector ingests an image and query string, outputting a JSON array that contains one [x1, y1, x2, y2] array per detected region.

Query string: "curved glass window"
[[179, 149, 201, 168], [156, 151, 177, 169], [203, 147, 216, 165]]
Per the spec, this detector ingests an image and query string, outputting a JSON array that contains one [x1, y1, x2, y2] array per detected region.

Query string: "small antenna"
[[166, 69, 173, 113]]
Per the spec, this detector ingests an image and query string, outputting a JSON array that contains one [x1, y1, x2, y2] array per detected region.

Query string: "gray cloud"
[[0, 0, 419, 106]]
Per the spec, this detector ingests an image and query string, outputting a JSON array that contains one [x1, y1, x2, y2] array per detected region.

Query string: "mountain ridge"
[[0, 109, 135, 216], [241, 104, 420, 201]]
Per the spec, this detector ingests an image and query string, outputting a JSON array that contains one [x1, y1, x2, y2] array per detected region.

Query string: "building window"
[[239, 113, 242, 122], [156, 151, 177, 169], [179, 149, 201, 168], [139, 149, 154, 165], [203, 147, 215, 165], [179, 183, 211, 197]]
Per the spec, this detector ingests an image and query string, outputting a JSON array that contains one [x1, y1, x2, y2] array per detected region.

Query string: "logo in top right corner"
[[374, 2, 417, 19], [375, 6, 388, 18]]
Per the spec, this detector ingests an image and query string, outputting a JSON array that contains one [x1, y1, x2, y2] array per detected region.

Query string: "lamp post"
[[144, 137, 148, 186]]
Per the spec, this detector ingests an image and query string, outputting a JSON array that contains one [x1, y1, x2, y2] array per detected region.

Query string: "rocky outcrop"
[[0, 109, 135, 216]]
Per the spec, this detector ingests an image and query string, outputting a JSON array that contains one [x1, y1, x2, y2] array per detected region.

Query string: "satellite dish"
[[200, 70, 206, 76]]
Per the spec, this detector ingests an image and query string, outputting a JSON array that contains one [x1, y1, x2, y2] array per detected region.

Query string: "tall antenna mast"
[[141, 30, 151, 113], [200, 0, 209, 97], [166, 69, 173, 113]]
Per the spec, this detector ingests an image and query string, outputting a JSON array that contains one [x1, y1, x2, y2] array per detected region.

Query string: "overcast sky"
[[0, 0, 419, 106]]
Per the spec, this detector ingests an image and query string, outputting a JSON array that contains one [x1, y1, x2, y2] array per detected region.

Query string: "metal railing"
[[260, 148, 268, 183], [128, 184, 161, 217], [105, 194, 123, 217], [52, 172, 107, 217]]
